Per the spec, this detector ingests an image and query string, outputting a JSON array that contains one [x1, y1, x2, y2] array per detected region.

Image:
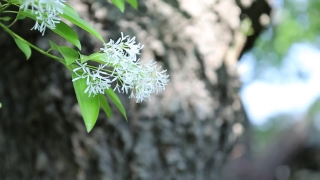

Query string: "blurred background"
[[1, 0, 320, 179], [223, 0, 320, 179]]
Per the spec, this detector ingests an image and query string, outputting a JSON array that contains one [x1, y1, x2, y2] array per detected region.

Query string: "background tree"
[[0, 0, 271, 179], [222, 0, 320, 179]]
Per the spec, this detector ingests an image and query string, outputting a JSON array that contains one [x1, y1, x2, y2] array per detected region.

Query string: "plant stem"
[[0, 2, 11, 12], [0, 22, 66, 66]]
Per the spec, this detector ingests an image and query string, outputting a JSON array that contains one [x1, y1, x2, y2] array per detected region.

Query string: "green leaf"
[[49, 40, 60, 51], [58, 46, 79, 65], [64, 4, 79, 18], [80, 52, 106, 63], [111, 0, 125, 12], [105, 88, 127, 120], [0, 16, 11, 21], [49, 42, 78, 65], [13, 37, 31, 60], [17, 13, 26, 20], [99, 94, 112, 118], [19, 10, 81, 50], [127, 0, 138, 9], [61, 5, 104, 43], [79, 54, 89, 63], [52, 22, 82, 50], [72, 72, 100, 132]]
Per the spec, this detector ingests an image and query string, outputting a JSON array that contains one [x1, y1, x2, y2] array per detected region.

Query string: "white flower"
[[101, 32, 144, 62], [19, 0, 66, 35], [73, 60, 112, 97], [73, 33, 169, 102], [132, 60, 169, 102]]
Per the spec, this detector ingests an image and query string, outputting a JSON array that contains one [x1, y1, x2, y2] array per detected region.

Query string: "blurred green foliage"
[[250, 0, 320, 69], [246, 0, 320, 154], [243, 1, 320, 177]]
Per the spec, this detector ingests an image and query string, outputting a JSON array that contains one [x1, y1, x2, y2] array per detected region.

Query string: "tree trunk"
[[0, 0, 270, 179]]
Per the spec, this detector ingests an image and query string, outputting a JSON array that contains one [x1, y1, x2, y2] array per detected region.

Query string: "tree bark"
[[0, 0, 270, 179]]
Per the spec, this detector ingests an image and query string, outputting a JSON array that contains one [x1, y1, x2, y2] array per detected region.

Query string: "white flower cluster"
[[20, 0, 66, 35], [73, 33, 169, 102], [72, 61, 112, 97]]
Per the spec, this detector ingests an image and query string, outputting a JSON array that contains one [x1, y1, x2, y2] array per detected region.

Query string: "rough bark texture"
[[0, 0, 270, 179]]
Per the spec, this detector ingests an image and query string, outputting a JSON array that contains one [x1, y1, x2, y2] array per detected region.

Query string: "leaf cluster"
[[0, 0, 136, 132]]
